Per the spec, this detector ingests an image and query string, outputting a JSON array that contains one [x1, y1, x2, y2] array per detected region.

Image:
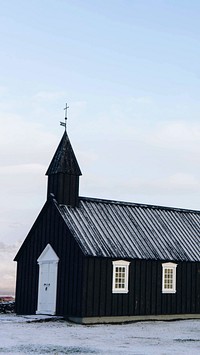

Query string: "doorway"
[[36, 244, 59, 315]]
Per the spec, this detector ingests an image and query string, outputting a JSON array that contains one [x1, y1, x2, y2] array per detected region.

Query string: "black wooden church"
[[14, 122, 200, 323]]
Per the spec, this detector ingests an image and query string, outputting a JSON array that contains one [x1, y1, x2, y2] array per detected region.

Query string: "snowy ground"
[[0, 314, 199, 355]]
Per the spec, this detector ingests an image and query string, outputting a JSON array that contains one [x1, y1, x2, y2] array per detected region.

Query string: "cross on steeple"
[[60, 103, 69, 131]]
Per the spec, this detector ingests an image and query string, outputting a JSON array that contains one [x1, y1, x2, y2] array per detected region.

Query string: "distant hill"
[[0, 296, 15, 303]]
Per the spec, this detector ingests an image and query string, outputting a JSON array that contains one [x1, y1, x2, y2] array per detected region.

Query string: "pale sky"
[[1, 0, 200, 294]]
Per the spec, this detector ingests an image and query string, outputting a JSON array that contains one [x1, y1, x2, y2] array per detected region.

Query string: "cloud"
[[0, 242, 19, 253], [0, 111, 57, 166], [79, 113, 200, 207], [0, 110, 54, 260], [148, 120, 200, 149], [167, 173, 199, 190], [0, 242, 20, 295], [0, 164, 45, 174], [81, 171, 200, 199]]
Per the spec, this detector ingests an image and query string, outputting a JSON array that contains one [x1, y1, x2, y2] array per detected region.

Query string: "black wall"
[[47, 173, 80, 206], [15, 200, 84, 316], [81, 258, 200, 317], [15, 201, 200, 318]]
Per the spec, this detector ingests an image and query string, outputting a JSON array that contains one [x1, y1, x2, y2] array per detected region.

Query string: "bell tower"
[[46, 105, 82, 207]]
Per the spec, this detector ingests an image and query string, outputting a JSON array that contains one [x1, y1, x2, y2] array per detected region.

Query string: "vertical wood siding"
[[15, 200, 84, 316], [47, 174, 79, 206], [81, 258, 200, 317], [15, 200, 200, 317]]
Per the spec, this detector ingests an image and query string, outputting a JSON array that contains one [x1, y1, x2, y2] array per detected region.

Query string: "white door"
[[36, 244, 59, 315]]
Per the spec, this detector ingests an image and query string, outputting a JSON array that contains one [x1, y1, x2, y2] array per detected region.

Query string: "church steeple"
[[46, 131, 82, 207]]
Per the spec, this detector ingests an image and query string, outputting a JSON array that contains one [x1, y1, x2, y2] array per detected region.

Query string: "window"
[[162, 262, 177, 294], [112, 260, 130, 293]]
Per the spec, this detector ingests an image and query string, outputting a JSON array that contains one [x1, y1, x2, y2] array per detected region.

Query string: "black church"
[[14, 123, 200, 324]]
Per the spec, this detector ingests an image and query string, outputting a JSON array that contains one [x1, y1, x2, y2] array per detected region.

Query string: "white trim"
[[112, 260, 130, 294], [162, 262, 177, 294], [36, 244, 59, 315], [37, 244, 59, 264]]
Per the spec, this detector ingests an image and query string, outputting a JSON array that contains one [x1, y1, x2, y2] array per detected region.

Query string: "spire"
[[46, 131, 82, 207], [46, 131, 82, 176]]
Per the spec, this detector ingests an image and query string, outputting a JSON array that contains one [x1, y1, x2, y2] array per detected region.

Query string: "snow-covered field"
[[0, 314, 199, 354]]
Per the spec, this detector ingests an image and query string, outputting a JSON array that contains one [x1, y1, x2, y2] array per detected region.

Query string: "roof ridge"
[[79, 196, 200, 214]]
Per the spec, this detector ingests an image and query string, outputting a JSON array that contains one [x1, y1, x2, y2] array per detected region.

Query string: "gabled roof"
[[56, 196, 200, 262], [46, 131, 82, 176]]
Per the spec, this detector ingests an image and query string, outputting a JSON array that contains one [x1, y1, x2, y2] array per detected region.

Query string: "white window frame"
[[112, 260, 130, 294], [162, 262, 177, 294]]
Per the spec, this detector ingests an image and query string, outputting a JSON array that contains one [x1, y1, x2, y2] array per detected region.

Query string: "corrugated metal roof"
[[56, 197, 200, 261], [46, 131, 82, 176]]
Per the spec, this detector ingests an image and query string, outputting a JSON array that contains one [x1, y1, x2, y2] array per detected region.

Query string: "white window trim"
[[162, 262, 177, 294], [112, 260, 130, 294]]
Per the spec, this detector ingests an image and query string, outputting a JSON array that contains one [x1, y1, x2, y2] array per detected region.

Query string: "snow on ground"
[[0, 314, 199, 354]]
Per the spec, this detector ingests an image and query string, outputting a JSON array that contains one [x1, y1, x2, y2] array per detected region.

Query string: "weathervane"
[[60, 103, 69, 131]]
